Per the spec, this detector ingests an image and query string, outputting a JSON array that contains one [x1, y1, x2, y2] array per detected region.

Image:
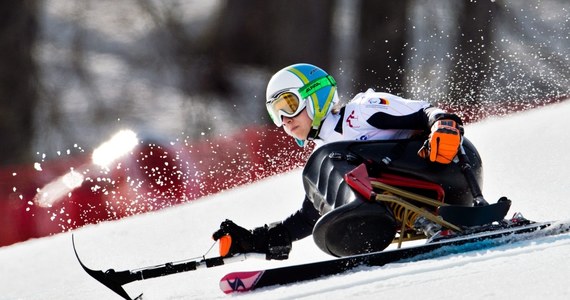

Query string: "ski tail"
[[219, 271, 264, 293]]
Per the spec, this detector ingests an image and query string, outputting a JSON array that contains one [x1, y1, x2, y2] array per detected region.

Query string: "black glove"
[[212, 219, 292, 260]]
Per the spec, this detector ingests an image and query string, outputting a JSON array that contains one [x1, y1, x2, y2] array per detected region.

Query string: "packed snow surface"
[[1, 101, 569, 299]]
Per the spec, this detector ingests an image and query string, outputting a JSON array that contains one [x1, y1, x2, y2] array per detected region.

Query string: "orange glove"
[[418, 119, 461, 164]]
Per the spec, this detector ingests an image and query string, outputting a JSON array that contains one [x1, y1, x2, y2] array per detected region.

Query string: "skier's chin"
[[291, 132, 307, 141], [284, 128, 306, 141]]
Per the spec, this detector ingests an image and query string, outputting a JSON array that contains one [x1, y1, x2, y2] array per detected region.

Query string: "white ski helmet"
[[265, 63, 339, 145]]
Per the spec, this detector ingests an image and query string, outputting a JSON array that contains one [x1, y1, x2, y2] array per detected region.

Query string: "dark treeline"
[[0, 1, 39, 166], [1, 0, 568, 166]]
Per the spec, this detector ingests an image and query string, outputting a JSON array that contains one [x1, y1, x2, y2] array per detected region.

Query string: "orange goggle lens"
[[267, 92, 305, 126]]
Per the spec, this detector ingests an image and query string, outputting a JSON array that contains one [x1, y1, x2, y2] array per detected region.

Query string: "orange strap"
[[218, 235, 232, 257]]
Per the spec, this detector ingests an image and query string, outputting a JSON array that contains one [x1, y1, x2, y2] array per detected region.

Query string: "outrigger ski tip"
[[73, 234, 266, 299], [72, 235, 143, 300]]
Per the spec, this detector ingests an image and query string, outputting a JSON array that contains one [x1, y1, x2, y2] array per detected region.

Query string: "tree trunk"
[[356, 0, 408, 95], [447, 0, 495, 107], [0, 1, 39, 166], [210, 0, 335, 84]]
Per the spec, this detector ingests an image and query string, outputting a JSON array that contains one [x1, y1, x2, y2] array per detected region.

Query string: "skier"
[[212, 63, 477, 259]]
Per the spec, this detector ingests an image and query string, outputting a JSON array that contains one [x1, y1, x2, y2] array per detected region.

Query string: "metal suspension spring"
[[384, 193, 420, 229]]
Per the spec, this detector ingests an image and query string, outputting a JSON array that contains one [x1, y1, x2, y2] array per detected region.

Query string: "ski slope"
[[1, 101, 569, 300]]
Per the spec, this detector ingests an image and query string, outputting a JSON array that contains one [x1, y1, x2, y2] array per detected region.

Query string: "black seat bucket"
[[303, 137, 483, 256]]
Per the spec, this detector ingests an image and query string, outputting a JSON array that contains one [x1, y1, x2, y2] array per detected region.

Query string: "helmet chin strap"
[[306, 126, 321, 141], [296, 121, 321, 147]]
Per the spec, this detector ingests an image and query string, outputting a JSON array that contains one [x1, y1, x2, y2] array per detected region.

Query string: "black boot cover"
[[312, 198, 397, 257]]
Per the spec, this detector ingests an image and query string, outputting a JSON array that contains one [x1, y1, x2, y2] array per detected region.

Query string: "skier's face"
[[282, 108, 312, 140]]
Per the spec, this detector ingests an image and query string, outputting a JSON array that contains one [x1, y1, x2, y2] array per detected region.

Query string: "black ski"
[[220, 219, 569, 293]]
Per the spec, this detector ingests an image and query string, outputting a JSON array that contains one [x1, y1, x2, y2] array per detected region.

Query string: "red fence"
[[0, 126, 312, 247], [1, 97, 566, 248]]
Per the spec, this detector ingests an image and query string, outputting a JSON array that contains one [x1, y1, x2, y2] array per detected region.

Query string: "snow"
[[1, 101, 570, 300]]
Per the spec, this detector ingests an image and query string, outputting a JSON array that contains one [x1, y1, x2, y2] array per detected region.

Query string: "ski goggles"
[[266, 75, 336, 127], [266, 90, 307, 127]]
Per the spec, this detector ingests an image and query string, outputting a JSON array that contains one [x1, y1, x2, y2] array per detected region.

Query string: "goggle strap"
[[306, 128, 319, 141]]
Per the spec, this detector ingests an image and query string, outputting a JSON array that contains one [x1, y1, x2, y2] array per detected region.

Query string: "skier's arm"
[[365, 101, 464, 164], [211, 197, 320, 260], [281, 196, 321, 242], [366, 106, 463, 131]]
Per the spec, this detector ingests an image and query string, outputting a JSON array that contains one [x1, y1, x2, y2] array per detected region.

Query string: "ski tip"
[[72, 234, 87, 267], [219, 271, 264, 294]]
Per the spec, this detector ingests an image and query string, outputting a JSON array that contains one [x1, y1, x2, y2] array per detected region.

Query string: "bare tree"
[[447, 0, 495, 108], [214, 0, 334, 68], [0, 1, 39, 166], [209, 0, 335, 90], [356, 0, 409, 95]]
